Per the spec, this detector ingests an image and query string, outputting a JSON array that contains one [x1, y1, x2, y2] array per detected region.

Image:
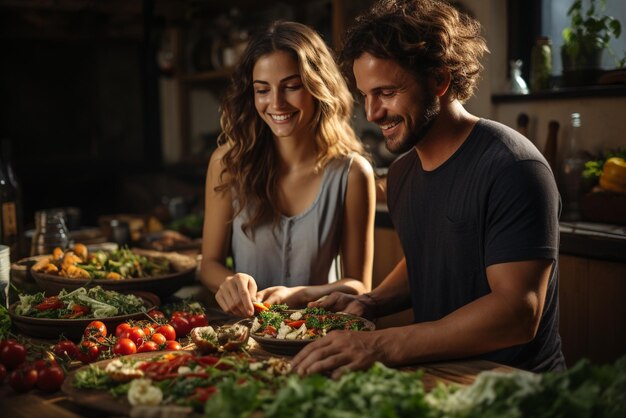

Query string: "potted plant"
[[561, 0, 622, 86]]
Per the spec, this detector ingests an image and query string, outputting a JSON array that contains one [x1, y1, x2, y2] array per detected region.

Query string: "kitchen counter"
[[375, 205, 626, 264]]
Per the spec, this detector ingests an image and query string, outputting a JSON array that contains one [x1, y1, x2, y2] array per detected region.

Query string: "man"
[[292, 0, 565, 378]]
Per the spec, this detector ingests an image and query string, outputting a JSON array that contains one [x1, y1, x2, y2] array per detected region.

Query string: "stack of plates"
[[0, 245, 10, 307]]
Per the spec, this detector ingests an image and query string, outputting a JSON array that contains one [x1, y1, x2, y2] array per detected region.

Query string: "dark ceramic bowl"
[[31, 265, 196, 299], [250, 312, 375, 356], [8, 291, 160, 341]]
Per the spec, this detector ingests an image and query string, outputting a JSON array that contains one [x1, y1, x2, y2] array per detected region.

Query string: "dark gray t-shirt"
[[387, 119, 565, 372]]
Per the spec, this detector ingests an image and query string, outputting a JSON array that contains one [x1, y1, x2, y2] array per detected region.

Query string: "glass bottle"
[[30, 210, 71, 256], [543, 120, 559, 174], [530, 36, 552, 91], [559, 113, 587, 221], [0, 142, 21, 262], [509, 60, 529, 94]]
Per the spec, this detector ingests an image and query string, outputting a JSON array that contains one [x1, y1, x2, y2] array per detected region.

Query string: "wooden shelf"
[[491, 84, 626, 103], [182, 69, 232, 84]]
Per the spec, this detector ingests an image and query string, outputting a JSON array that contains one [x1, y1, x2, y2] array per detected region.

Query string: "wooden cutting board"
[[0, 394, 84, 418]]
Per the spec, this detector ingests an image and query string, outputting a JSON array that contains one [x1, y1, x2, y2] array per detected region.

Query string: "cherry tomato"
[[36, 364, 65, 392], [137, 341, 159, 353], [115, 323, 132, 338], [84, 321, 107, 338], [170, 316, 192, 337], [113, 338, 137, 356], [164, 340, 182, 351], [1, 341, 27, 370], [97, 341, 111, 356], [125, 327, 146, 347], [142, 326, 153, 337], [150, 333, 167, 345], [33, 358, 57, 372], [147, 310, 166, 320], [53, 340, 79, 360], [155, 324, 176, 341], [0, 339, 15, 352], [0, 363, 6, 383], [171, 310, 189, 319], [77, 341, 100, 364], [188, 313, 209, 328], [8, 367, 38, 393]]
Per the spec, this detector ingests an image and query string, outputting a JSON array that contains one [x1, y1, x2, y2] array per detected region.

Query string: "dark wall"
[[0, 7, 164, 228]]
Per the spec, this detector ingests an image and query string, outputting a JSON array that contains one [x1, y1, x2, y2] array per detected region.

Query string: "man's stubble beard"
[[384, 93, 439, 155]]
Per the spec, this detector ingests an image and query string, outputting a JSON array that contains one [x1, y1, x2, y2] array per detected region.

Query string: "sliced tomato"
[[262, 325, 277, 337], [65, 304, 89, 318], [34, 296, 63, 311], [285, 320, 305, 328], [190, 386, 217, 403]]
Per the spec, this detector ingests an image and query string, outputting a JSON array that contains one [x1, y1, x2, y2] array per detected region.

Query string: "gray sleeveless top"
[[231, 155, 354, 289]]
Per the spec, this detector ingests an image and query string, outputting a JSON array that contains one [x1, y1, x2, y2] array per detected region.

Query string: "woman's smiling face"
[[252, 50, 316, 141]]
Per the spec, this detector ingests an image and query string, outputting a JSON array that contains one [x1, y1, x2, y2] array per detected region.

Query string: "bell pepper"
[[599, 157, 626, 194], [253, 301, 270, 313]]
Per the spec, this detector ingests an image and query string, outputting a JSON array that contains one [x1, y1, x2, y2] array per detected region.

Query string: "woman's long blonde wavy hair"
[[217, 21, 365, 235]]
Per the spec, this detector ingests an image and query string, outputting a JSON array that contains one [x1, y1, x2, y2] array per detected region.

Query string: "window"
[[508, 0, 626, 81], [543, 0, 626, 74]]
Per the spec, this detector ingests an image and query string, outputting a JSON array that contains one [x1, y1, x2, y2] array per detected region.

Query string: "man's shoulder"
[[474, 118, 548, 166]]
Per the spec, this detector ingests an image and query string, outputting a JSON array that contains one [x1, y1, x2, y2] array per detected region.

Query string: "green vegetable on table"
[[582, 149, 626, 182], [0, 305, 11, 339]]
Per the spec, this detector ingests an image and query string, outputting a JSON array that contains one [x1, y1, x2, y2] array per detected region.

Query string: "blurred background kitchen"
[[1, 0, 625, 366]]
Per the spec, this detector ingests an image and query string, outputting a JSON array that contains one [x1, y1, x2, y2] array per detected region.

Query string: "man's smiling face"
[[354, 52, 439, 154]]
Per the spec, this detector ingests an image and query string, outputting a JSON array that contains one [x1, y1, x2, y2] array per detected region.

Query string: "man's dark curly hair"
[[340, 0, 489, 103]]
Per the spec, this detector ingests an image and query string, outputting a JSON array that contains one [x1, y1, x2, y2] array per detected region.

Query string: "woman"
[[200, 21, 375, 318]]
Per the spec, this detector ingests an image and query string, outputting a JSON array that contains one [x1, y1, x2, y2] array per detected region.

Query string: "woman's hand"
[[215, 273, 258, 317], [257, 286, 308, 308]]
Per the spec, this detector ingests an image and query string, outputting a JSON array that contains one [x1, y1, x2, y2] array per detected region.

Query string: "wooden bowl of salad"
[[249, 305, 375, 356], [8, 286, 160, 341], [31, 245, 196, 299]]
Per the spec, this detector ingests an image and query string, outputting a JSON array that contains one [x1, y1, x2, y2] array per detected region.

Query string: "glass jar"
[[30, 210, 71, 256], [530, 36, 552, 91]]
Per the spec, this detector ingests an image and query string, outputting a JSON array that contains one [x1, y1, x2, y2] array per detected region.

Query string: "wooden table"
[[0, 341, 515, 418]]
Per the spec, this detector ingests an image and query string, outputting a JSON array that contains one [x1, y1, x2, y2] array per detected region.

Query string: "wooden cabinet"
[[372, 227, 413, 329], [558, 254, 626, 366]]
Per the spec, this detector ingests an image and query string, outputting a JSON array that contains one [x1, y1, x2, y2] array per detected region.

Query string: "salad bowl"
[[8, 290, 160, 341], [250, 309, 375, 356], [31, 248, 197, 299]]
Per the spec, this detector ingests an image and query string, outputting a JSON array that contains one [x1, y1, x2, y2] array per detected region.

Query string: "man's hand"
[[215, 273, 258, 317], [308, 292, 377, 319], [257, 285, 307, 307], [291, 330, 384, 379]]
